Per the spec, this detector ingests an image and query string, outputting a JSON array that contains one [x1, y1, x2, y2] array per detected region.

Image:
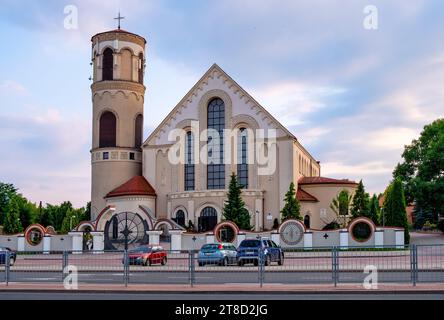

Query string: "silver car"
[[197, 243, 238, 266]]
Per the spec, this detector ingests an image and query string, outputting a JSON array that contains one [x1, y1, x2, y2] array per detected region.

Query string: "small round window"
[[351, 222, 372, 242]]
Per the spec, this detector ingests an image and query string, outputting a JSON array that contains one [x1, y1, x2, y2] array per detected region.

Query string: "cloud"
[[0, 80, 26, 95], [0, 108, 90, 207], [251, 81, 346, 126], [347, 127, 421, 151]]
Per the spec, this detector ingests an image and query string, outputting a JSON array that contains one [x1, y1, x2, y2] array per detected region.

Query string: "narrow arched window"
[[237, 128, 248, 188], [120, 49, 132, 81], [207, 98, 225, 189], [304, 215, 311, 229], [102, 48, 114, 81], [185, 131, 195, 191], [99, 111, 116, 148], [135, 114, 143, 149], [138, 53, 144, 84]]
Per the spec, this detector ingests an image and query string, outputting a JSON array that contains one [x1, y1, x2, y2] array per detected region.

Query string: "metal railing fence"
[[1, 244, 444, 287]]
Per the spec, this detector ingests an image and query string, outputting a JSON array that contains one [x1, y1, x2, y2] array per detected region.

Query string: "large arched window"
[[207, 98, 225, 189], [185, 131, 195, 191], [237, 128, 248, 188], [135, 114, 143, 149], [99, 111, 117, 148], [198, 207, 218, 232], [138, 53, 144, 84], [102, 48, 114, 81]]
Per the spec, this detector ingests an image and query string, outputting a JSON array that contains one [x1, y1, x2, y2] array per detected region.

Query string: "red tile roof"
[[106, 176, 156, 198], [298, 176, 358, 185], [91, 29, 147, 43], [296, 188, 318, 202]]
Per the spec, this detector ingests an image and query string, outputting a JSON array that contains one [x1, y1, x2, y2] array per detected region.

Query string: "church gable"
[[143, 64, 296, 147]]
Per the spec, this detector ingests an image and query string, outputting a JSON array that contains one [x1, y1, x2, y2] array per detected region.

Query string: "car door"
[[151, 247, 159, 264], [229, 245, 237, 263], [271, 241, 282, 261], [267, 240, 278, 261]]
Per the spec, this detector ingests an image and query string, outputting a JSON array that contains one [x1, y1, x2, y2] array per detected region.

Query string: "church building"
[[88, 27, 358, 250]]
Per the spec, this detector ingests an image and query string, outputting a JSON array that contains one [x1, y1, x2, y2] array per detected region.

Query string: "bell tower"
[[90, 26, 146, 219]]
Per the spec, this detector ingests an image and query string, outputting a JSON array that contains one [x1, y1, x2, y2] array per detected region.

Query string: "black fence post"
[[62, 251, 68, 283], [410, 245, 418, 286], [258, 248, 264, 288], [124, 250, 129, 287], [189, 250, 195, 287], [332, 247, 338, 287], [5, 251, 10, 286]]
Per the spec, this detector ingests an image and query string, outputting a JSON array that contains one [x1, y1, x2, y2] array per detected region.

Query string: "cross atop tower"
[[114, 11, 125, 30]]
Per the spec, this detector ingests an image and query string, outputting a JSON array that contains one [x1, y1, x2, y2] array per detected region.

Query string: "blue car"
[[197, 243, 238, 266], [0, 247, 16, 266], [237, 239, 284, 266]]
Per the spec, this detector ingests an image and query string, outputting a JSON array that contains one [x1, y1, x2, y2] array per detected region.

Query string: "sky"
[[0, 0, 443, 208]]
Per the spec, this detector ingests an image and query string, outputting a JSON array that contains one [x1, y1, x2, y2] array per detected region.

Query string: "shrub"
[[323, 221, 340, 230], [437, 220, 444, 233]]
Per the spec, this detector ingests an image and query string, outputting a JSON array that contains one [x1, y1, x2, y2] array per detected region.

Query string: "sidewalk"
[[1, 283, 444, 293]]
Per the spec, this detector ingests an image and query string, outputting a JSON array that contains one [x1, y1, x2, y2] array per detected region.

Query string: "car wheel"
[[161, 256, 167, 266], [9, 257, 15, 266], [278, 254, 284, 266], [265, 255, 271, 266], [253, 259, 259, 266], [198, 262, 204, 267], [148, 258, 153, 266], [238, 260, 244, 267]]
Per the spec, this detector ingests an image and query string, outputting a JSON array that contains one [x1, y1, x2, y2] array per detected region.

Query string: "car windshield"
[[129, 246, 152, 253], [240, 240, 260, 247], [201, 244, 220, 250]]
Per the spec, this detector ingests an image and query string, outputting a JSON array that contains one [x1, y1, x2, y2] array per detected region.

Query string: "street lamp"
[[70, 215, 76, 231]]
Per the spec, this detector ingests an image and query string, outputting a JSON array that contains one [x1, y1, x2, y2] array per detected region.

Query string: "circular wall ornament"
[[24, 224, 46, 246], [351, 222, 372, 242], [214, 221, 239, 243], [280, 220, 304, 245], [104, 212, 149, 250], [348, 217, 375, 243]]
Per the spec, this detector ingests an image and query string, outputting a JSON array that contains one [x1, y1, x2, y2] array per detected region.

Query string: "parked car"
[[0, 247, 16, 266], [237, 239, 284, 266], [198, 243, 238, 266], [124, 245, 168, 266]]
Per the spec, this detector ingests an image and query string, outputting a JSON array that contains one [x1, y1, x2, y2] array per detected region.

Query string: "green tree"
[[60, 208, 81, 234], [83, 202, 91, 221], [280, 182, 301, 221], [368, 194, 380, 225], [39, 204, 55, 227], [330, 189, 353, 227], [223, 173, 252, 230], [3, 197, 23, 234], [383, 179, 410, 243], [394, 118, 444, 223], [15, 196, 38, 229], [0, 182, 18, 225], [350, 180, 370, 219]]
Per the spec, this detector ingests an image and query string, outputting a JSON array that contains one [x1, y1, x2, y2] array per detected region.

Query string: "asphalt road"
[[1, 291, 444, 300], [4, 270, 443, 284]]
